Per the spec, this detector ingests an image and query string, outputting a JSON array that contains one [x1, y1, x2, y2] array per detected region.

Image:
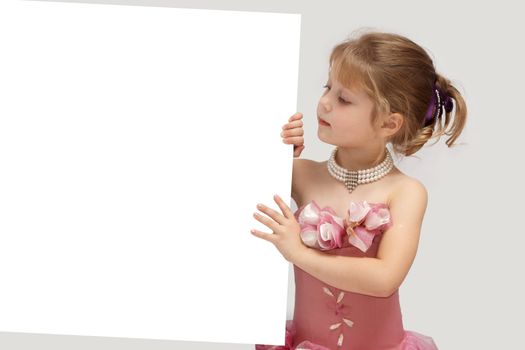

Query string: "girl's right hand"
[[281, 112, 305, 158]]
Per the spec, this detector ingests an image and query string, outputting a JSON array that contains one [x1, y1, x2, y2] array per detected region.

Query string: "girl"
[[250, 30, 467, 350]]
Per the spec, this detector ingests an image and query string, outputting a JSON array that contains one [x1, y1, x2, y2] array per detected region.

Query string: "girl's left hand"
[[250, 194, 308, 263]]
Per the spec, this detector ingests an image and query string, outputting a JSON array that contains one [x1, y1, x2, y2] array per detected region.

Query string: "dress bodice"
[[255, 200, 438, 350], [291, 200, 406, 349]]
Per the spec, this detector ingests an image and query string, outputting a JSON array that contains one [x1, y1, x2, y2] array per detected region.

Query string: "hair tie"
[[423, 83, 453, 126]]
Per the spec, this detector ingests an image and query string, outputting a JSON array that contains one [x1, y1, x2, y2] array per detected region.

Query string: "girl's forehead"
[[328, 71, 367, 99]]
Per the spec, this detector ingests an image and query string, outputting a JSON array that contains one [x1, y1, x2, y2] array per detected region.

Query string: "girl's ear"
[[380, 112, 404, 138]]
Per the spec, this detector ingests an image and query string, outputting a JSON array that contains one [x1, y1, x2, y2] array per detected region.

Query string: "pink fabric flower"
[[364, 203, 392, 232], [344, 201, 393, 253], [294, 201, 345, 251], [347, 201, 371, 222]]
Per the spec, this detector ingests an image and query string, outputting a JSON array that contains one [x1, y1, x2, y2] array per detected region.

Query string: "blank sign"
[[0, 0, 301, 345]]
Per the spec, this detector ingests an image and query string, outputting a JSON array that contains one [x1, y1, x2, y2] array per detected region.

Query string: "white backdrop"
[[1, 0, 525, 349]]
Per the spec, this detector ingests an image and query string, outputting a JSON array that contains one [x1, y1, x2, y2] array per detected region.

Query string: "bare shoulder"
[[292, 158, 317, 204], [389, 174, 428, 213]]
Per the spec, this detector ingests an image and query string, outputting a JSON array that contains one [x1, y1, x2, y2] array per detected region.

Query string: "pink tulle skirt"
[[255, 320, 438, 350]]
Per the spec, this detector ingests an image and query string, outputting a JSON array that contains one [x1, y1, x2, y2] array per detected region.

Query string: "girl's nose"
[[321, 100, 332, 112]]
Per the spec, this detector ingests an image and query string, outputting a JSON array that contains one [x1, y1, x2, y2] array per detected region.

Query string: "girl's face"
[[316, 71, 381, 148]]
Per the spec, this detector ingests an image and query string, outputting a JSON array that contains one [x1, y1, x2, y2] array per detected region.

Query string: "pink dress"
[[255, 200, 438, 350]]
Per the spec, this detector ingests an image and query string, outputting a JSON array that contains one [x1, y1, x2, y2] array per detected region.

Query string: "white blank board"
[[0, 0, 301, 345]]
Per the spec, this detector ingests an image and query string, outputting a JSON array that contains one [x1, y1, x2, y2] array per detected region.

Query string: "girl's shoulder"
[[382, 168, 428, 208], [388, 174, 428, 209]]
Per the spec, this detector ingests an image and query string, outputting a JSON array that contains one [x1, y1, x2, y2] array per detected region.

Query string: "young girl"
[[250, 30, 467, 350]]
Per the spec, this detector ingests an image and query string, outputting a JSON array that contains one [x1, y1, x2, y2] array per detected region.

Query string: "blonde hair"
[[329, 29, 467, 157]]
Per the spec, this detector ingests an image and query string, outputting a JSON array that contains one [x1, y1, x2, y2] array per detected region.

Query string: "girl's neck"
[[334, 144, 387, 171]]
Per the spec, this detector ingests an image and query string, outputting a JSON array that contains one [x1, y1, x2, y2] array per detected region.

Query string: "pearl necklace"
[[327, 147, 394, 193]]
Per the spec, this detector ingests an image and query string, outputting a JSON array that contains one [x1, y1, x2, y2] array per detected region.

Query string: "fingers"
[[282, 119, 303, 130], [273, 194, 293, 219], [281, 114, 303, 147], [289, 112, 303, 122], [250, 229, 276, 243], [281, 127, 304, 137], [255, 203, 285, 226], [283, 136, 304, 145], [251, 195, 293, 243], [283, 113, 303, 130], [281, 124, 304, 146]]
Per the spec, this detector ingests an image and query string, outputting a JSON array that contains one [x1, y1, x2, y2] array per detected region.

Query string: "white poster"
[[0, 0, 301, 345]]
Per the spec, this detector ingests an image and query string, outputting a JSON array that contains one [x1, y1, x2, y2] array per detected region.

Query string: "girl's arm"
[[291, 178, 428, 298], [291, 158, 311, 204], [291, 158, 301, 203]]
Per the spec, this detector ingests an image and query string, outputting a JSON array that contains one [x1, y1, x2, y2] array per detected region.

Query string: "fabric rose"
[[343, 201, 393, 252], [294, 201, 346, 250]]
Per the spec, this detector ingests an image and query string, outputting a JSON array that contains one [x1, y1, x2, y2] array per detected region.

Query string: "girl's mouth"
[[318, 118, 330, 126]]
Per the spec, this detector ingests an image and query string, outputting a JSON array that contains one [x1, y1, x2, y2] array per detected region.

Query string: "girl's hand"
[[250, 194, 308, 263], [281, 112, 305, 158]]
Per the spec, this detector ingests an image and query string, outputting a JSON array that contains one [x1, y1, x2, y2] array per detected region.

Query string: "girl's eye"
[[323, 84, 350, 104]]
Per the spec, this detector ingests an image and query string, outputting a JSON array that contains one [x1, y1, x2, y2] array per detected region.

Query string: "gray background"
[[1, 0, 524, 349]]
